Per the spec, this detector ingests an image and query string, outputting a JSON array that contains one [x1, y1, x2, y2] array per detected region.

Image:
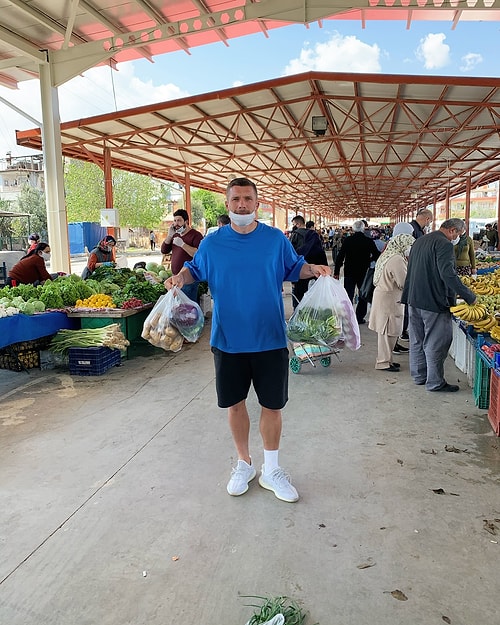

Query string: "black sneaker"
[[429, 383, 459, 393], [399, 331, 409, 341], [393, 344, 409, 354]]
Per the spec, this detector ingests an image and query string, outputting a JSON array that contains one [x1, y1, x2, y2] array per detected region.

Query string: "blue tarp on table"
[[0, 312, 79, 349]]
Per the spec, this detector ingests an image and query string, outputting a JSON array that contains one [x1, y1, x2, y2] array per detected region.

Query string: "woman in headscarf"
[[8, 242, 52, 286], [26, 233, 40, 253], [368, 233, 415, 372], [81, 235, 116, 279], [454, 231, 476, 277]]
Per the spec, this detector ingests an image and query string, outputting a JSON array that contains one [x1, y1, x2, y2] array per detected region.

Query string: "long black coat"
[[334, 232, 380, 279]]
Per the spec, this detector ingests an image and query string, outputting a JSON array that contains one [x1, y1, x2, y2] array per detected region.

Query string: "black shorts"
[[211, 347, 289, 410]]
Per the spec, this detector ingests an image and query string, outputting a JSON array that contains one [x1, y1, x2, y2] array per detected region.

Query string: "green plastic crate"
[[473, 350, 491, 409]]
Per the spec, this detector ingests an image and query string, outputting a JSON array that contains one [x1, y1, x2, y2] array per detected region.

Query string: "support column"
[[464, 175, 471, 235], [103, 147, 116, 245], [184, 173, 191, 223], [496, 181, 500, 250], [39, 61, 70, 274], [445, 187, 451, 220]]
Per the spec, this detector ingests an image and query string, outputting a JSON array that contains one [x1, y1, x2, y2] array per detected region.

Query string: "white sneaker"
[[227, 460, 256, 496], [258, 465, 299, 502]]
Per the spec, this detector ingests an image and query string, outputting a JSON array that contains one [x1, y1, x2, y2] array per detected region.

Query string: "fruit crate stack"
[[0, 337, 52, 372], [473, 344, 494, 409], [488, 368, 500, 435]]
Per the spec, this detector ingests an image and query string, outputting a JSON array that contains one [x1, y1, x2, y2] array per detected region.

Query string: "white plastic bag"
[[141, 287, 204, 352], [287, 275, 360, 351], [141, 291, 184, 352], [169, 288, 205, 342]]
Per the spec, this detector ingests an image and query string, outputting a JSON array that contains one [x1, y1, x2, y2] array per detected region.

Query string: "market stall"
[[66, 305, 156, 359]]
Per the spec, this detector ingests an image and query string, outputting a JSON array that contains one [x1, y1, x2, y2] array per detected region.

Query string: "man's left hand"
[[172, 237, 184, 248]]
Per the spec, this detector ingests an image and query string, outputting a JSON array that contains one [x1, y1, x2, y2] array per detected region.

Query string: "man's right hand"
[[164, 274, 184, 290]]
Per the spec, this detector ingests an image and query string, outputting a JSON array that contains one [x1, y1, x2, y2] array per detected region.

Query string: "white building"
[[0, 153, 44, 206]]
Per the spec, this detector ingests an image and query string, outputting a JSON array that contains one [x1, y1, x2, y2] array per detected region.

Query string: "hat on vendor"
[[102, 235, 116, 245]]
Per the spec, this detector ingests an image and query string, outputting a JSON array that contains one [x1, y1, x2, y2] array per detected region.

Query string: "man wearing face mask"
[[161, 209, 203, 302], [8, 242, 53, 286], [165, 178, 331, 503], [401, 218, 476, 393]]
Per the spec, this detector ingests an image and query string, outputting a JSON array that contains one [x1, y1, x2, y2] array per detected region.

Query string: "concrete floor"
[[1, 284, 499, 625]]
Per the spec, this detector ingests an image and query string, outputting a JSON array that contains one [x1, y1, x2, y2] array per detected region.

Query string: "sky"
[[0, 18, 499, 159]]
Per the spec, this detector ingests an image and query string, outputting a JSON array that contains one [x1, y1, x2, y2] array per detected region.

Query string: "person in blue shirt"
[[166, 177, 331, 503]]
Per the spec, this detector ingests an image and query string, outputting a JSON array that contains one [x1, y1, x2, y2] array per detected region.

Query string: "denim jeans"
[[182, 281, 199, 303], [408, 306, 452, 390]]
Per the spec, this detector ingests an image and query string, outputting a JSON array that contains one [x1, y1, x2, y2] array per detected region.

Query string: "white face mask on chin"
[[451, 236, 460, 245], [229, 211, 256, 227]]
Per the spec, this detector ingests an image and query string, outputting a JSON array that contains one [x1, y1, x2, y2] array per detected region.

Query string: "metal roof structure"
[[15, 71, 500, 220], [1, 0, 500, 90], [2, 1, 500, 270]]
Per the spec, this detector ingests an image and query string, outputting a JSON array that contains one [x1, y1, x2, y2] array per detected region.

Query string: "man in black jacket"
[[289, 215, 328, 308], [409, 208, 433, 239], [401, 218, 476, 393], [333, 220, 380, 324]]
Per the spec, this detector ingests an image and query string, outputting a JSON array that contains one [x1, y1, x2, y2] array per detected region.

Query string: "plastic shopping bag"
[[286, 275, 360, 351], [141, 287, 204, 352]]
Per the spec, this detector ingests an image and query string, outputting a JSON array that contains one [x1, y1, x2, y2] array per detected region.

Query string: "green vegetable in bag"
[[286, 306, 341, 346]]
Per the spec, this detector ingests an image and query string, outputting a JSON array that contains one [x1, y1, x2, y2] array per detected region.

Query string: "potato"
[[165, 325, 179, 338], [170, 336, 184, 352]]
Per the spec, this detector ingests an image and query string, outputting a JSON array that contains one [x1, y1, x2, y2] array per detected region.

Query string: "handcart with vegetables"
[[286, 275, 361, 373]]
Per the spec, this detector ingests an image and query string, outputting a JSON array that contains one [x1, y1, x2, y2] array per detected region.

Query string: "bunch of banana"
[[490, 326, 500, 342], [472, 284, 500, 296], [449, 302, 487, 322], [471, 315, 498, 332]]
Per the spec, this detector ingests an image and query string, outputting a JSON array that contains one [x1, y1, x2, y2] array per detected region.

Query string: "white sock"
[[263, 449, 279, 474]]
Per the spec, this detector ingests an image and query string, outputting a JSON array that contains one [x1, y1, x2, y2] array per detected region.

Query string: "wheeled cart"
[[289, 341, 341, 373]]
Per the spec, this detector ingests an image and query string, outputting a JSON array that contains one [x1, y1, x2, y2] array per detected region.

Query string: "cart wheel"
[[290, 357, 301, 373], [320, 356, 331, 367]]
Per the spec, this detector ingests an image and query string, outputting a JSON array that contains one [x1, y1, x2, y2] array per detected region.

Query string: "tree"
[[112, 170, 166, 228], [16, 185, 47, 238], [64, 160, 105, 222], [64, 159, 170, 227], [191, 188, 226, 227]]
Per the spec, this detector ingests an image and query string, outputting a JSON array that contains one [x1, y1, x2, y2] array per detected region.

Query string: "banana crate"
[[0, 337, 51, 372]]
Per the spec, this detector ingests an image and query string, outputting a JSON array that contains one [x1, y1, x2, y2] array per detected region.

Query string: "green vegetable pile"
[[91, 265, 135, 286], [111, 275, 165, 308], [243, 595, 316, 625], [286, 306, 341, 347], [0, 266, 166, 312]]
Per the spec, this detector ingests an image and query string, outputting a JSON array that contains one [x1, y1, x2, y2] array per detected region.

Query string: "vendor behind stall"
[[8, 242, 53, 286], [82, 235, 116, 279], [27, 233, 40, 253]]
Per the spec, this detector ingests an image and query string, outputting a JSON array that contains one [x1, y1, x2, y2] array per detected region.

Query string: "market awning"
[[1, 0, 500, 89], [16, 71, 500, 220]]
